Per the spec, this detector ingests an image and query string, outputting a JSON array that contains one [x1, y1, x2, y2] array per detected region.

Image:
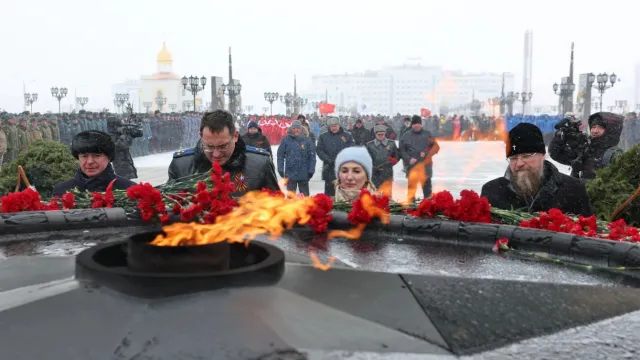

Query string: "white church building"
[[111, 43, 204, 113]]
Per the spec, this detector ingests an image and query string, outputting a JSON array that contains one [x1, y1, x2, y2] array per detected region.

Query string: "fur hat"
[[334, 147, 373, 180], [71, 131, 116, 160], [327, 117, 340, 126], [506, 123, 546, 158], [374, 125, 387, 133]]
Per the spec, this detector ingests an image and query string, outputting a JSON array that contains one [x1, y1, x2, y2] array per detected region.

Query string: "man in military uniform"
[[40, 118, 52, 141], [168, 109, 279, 197], [4, 115, 19, 163], [28, 117, 43, 143], [0, 119, 7, 168], [17, 116, 30, 152], [48, 114, 60, 142]]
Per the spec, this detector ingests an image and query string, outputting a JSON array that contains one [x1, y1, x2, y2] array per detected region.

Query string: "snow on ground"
[[133, 141, 571, 202]]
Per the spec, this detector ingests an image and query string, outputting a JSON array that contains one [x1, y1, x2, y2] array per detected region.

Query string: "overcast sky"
[[1, 0, 637, 113]]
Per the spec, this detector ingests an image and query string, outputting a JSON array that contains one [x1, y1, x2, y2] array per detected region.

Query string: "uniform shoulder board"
[[245, 146, 270, 156], [173, 148, 196, 158]]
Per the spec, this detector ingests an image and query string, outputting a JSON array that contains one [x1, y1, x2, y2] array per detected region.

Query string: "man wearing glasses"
[[168, 110, 279, 196], [481, 123, 593, 216]]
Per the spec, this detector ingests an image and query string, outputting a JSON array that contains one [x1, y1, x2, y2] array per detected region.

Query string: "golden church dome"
[[157, 42, 173, 63]]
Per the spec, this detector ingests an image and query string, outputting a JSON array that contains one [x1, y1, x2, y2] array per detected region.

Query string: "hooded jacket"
[[549, 112, 623, 179]]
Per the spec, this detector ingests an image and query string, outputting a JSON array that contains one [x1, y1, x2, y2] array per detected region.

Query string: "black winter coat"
[[481, 161, 593, 216], [242, 129, 272, 155], [111, 126, 143, 180], [52, 164, 136, 197], [315, 128, 354, 181], [167, 137, 279, 197], [350, 123, 369, 146], [548, 112, 623, 180]]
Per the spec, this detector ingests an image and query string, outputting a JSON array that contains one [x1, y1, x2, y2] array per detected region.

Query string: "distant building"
[[111, 43, 202, 113], [303, 62, 514, 116]]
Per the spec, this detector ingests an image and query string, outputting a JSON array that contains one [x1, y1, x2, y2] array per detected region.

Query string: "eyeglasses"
[[507, 153, 537, 163], [200, 140, 232, 153]]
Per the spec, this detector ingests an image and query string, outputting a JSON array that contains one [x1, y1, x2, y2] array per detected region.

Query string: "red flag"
[[319, 103, 336, 115], [420, 108, 431, 118]]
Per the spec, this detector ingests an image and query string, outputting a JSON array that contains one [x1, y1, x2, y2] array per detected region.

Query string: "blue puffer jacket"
[[277, 134, 317, 181]]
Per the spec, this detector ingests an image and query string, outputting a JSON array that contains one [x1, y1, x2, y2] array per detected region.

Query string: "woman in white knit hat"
[[333, 147, 376, 202]]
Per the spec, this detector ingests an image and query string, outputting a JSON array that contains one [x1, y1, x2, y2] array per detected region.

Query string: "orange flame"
[[151, 191, 337, 270], [327, 191, 390, 240]]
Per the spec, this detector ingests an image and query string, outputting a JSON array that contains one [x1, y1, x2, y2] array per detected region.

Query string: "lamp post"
[[168, 104, 177, 112], [114, 93, 129, 113], [552, 81, 575, 115], [264, 92, 279, 115], [183, 100, 193, 112], [143, 102, 152, 112], [295, 97, 308, 114], [181, 75, 207, 112], [588, 72, 616, 112], [516, 92, 533, 115], [24, 93, 38, 113], [504, 91, 517, 115], [155, 94, 167, 112], [244, 105, 254, 113], [51, 87, 68, 114], [487, 97, 500, 117], [222, 81, 242, 115], [76, 97, 89, 110]]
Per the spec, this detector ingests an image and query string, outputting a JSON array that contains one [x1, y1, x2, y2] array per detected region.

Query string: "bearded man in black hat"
[[481, 123, 593, 216], [52, 130, 136, 197]]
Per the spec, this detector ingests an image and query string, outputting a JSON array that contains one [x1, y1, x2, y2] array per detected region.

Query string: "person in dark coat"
[[241, 120, 272, 155], [52, 130, 136, 197], [481, 123, 593, 216], [366, 124, 399, 194], [168, 110, 279, 197], [315, 117, 354, 196], [277, 120, 316, 196], [548, 112, 624, 181], [399, 115, 439, 201], [350, 119, 369, 146], [107, 116, 143, 180]]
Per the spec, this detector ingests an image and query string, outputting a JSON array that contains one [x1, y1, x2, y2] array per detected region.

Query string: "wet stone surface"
[[2, 226, 628, 288]]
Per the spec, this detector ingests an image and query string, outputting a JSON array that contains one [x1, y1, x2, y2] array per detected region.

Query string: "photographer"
[[548, 112, 623, 181], [107, 115, 143, 180]]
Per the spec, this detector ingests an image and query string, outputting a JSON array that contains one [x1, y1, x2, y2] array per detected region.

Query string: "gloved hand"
[[308, 172, 314, 180], [278, 170, 285, 178]]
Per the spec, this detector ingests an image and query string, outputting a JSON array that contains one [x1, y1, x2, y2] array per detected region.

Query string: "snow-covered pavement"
[[133, 141, 571, 201]]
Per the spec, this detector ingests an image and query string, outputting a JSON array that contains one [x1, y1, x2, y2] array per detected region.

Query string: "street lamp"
[[295, 97, 308, 113], [155, 94, 167, 112], [76, 97, 89, 110], [182, 75, 207, 112], [264, 92, 279, 115], [51, 86, 68, 114], [244, 105, 254, 113], [114, 93, 129, 113], [516, 92, 533, 115], [588, 72, 616, 112], [487, 97, 500, 117], [183, 100, 193, 111], [552, 81, 575, 115], [143, 102, 152, 112], [24, 93, 38, 113], [504, 91, 518, 115], [168, 104, 177, 111], [222, 81, 242, 114], [280, 93, 294, 116]]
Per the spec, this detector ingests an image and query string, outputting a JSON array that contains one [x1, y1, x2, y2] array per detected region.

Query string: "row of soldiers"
[[0, 110, 202, 167]]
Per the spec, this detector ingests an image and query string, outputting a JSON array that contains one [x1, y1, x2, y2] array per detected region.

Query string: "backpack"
[[603, 146, 623, 167]]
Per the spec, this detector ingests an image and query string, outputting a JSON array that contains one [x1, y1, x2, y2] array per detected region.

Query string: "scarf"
[[334, 181, 377, 202]]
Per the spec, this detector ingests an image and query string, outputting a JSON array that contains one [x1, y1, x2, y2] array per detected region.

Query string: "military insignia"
[[234, 172, 248, 192], [341, 136, 346, 142], [386, 146, 390, 151], [301, 144, 305, 150]]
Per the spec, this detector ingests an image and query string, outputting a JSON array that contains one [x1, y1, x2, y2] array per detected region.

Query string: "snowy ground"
[[133, 141, 571, 201]]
